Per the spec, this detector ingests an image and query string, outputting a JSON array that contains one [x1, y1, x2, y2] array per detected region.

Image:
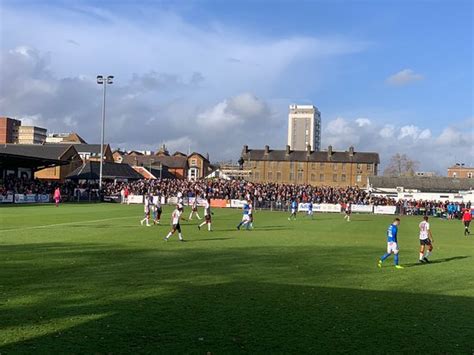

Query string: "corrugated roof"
[[122, 155, 188, 169], [67, 161, 142, 180], [45, 143, 108, 154], [242, 148, 380, 163], [0, 144, 77, 160], [369, 176, 474, 192]]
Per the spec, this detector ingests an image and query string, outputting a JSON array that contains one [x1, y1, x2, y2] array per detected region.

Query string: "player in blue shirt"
[[237, 202, 251, 230], [307, 200, 314, 219], [288, 199, 298, 220], [378, 218, 404, 269]]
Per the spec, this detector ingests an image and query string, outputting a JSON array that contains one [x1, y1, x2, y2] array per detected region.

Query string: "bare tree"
[[384, 153, 420, 177]]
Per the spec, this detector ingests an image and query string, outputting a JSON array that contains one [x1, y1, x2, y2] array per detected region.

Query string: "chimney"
[[285, 145, 291, 155], [327, 145, 333, 159], [264, 145, 270, 154], [242, 144, 249, 154], [306, 144, 311, 156], [349, 146, 354, 157]]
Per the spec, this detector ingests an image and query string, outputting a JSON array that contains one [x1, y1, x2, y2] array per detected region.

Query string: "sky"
[[0, 0, 472, 173]]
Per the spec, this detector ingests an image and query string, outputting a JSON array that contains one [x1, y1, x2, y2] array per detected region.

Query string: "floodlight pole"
[[97, 75, 114, 191]]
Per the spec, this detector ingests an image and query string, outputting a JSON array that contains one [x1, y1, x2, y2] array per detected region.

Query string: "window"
[[290, 161, 295, 169], [297, 172, 303, 181], [190, 158, 197, 166], [367, 163, 372, 171], [254, 172, 260, 180], [311, 163, 316, 170], [267, 172, 273, 180], [333, 174, 337, 182], [320, 174, 324, 181], [341, 163, 346, 171], [356, 175, 362, 183], [277, 172, 282, 181], [289, 172, 295, 180], [320, 162, 324, 169], [298, 162, 304, 169], [341, 174, 346, 182], [311, 173, 316, 181], [357, 163, 362, 169], [333, 163, 338, 171]]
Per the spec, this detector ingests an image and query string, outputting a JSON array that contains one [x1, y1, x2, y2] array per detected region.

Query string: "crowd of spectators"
[[102, 179, 389, 205], [1, 177, 471, 217], [0, 177, 91, 200]]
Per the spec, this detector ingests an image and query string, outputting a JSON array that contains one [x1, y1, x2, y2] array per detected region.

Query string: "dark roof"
[[67, 161, 142, 180], [121, 154, 188, 169], [369, 176, 474, 193], [45, 143, 109, 154], [0, 144, 78, 160], [242, 148, 379, 164]]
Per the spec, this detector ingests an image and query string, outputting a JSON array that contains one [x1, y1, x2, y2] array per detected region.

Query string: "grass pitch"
[[0, 203, 473, 354]]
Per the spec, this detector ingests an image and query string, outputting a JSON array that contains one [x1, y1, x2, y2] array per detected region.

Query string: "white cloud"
[[379, 125, 395, 138], [322, 117, 473, 172], [398, 125, 420, 140], [386, 69, 423, 86], [355, 118, 371, 127], [418, 129, 431, 140]]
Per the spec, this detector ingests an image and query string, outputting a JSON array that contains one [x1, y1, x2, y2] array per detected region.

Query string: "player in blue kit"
[[378, 218, 404, 269], [288, 199, 298, 220], [307, 200, 314, 219], [237, 202, 251, 230]]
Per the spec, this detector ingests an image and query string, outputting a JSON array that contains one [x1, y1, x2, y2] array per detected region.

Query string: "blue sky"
[[0, 0, 472, 171]]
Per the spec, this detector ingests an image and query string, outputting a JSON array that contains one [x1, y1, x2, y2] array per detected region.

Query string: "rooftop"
[[241, 145, 379, 164]]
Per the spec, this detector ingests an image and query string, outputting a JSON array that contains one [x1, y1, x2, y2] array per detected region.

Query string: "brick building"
[[0, 117, 21, 144], [240, 145, 379, 187], [447, 165, 474, 179]]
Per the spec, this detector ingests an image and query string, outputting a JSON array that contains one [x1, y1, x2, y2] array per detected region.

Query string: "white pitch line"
[[0, 215, 138, 233]]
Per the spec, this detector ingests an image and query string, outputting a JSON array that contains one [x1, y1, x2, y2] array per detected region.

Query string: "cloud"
[[379, 125, 395, 138], [322, 117, 472, 173], [66, 39, 80, 46], [355, 118, 371, 127], [386, 69, 423, 86], [0, 2, 369, 163]]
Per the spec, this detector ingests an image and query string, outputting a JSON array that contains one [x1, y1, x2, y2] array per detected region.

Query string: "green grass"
[[0, 203, 473, 354]]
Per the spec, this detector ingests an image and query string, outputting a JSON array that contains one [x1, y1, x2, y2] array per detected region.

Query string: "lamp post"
[[96, 75, 114, 191]]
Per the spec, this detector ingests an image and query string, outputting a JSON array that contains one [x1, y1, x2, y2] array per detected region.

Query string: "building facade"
[[0, 117, 21, 144], [241, 145, 379, 187], [17, 126, 47, 144], [287, 104, 321, 151], [187, 152, 211, 180], [447, 165, 474, 179]]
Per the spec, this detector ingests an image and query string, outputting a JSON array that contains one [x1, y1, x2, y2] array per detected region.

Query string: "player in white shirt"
[[248, 200, 254, 229], [418, 216, 434, 263], [198, 198, 212, 231], [189, 197, 202, 220], [140, 194, 152, 227], [164, 204, 186, 242], [343, 203, 351, 222]]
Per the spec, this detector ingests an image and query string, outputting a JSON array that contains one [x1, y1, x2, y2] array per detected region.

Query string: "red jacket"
[[462, 210, 472, 222]]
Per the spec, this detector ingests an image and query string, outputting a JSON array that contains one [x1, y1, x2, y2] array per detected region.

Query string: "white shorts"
[[242, 215, 251, 222], [387, 242, 399, 254], [307, 210, 313, 215], [291, 209, 296, 214]]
